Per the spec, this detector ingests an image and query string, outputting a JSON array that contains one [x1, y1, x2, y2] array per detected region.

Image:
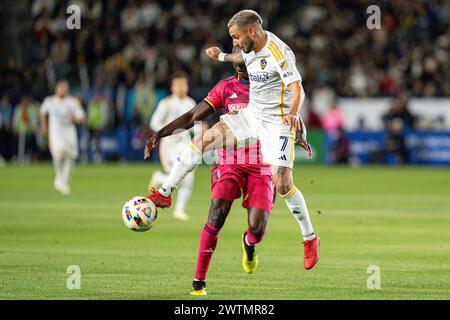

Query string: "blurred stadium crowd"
[[1, 0, 450, 163]]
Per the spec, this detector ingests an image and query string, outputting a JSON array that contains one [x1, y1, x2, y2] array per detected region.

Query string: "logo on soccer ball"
[[260, 58, 267, 70], [125, 207, 132, 221]]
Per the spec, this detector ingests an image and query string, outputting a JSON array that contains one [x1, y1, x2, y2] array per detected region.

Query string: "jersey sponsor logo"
[[227, 103, 248, 112], [260, 58, 267, 70], [283, 71, 294, 78], [249, 73, 269, 83]]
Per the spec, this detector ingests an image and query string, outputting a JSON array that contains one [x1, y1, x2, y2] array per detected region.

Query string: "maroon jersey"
[[205, 75, 250, 113], [204, 75, 268, 168]]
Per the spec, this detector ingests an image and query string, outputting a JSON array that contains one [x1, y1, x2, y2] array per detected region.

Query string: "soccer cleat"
[[241, 232, 258, 274], [147, 189, 172, 208], [60, 184, 71, 195], [54, 178, 63, 192], [303, 234, 320, 270], [190, 280, 207, 296], [174, 211, 190, 221]]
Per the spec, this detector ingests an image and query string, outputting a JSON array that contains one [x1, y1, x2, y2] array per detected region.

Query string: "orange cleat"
[[304, 234, 320, 270], [147, 190, 172, 208]]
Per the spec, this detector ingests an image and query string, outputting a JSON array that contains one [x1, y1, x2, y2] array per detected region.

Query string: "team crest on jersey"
[[260, 58, 267, 70]]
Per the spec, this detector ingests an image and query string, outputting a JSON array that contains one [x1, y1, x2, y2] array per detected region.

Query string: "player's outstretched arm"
[[144, 101, 214, 160], [205, 47, 244, 65]]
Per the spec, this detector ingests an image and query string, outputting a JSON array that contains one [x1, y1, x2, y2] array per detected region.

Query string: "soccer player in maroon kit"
[[145, 47, 311, 295], [146, 47, 270, 295]]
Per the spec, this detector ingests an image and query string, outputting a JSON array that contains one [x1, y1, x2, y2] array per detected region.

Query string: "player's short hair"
[[227, 10, 263, 29], [56, 79, 69, 87], [171, 71, 189, 83]]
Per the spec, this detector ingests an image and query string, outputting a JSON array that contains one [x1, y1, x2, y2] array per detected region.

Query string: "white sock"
[[174, 172, 194, 213], [62, 158, 74, 187], [282, 186, 315, 240], [159, 143, 202, 197], [53, 156, 64, 184]]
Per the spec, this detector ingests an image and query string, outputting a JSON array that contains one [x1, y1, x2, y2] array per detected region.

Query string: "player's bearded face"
[[230, 26, 254, 53], [241, 37, 255, 53]]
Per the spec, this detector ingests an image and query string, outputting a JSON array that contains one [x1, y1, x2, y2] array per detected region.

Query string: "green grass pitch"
[[0, 163, 449, 299]]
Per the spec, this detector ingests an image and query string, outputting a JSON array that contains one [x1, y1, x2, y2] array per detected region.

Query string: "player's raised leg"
[[148, 119, 236, 207], [272, 165, 320, 270]]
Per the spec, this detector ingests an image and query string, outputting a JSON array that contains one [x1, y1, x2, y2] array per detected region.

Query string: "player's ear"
[[247, 25, 254, 36]]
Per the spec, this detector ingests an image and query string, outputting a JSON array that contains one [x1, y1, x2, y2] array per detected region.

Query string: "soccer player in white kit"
[[40, 80, 85, 195], [148, 72, 196, 221], [146, 10, 320, 269]]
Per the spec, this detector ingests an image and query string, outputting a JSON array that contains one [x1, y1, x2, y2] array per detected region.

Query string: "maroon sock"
[[246, 227, 265, 245], [194, 223, 220, 281]]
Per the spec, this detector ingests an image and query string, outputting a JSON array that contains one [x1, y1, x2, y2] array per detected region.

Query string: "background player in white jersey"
[[40, 80, 85, 195], [147, 10, 319, 269], [148, 72, 196, 221]]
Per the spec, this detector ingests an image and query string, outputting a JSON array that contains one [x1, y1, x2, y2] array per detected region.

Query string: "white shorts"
[[49, 140, 79, 159], [159, 136, 191, 173], [221, 108, 295, 168]]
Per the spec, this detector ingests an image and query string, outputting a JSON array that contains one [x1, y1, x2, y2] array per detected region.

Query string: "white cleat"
[[173, 211, 190, 221], [60, 184, 71, 195], [54, 178, 64, 192]]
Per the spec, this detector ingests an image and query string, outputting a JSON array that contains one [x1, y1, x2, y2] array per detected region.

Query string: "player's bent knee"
[[208, 199, 231, 229], [276, 181, 294, 196], [273, 167, 294, 196], [248, 208, 269, 243]]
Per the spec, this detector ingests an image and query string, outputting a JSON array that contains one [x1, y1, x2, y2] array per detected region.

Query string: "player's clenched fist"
[[205, 47, 222, 61], [144, 132, 160, 160]]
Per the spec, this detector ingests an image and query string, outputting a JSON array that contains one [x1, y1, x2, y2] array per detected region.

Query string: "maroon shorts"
[[211, 164, 274, 212]]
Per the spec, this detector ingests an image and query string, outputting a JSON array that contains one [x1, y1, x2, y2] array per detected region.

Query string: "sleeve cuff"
[[203, 98, 217, 111]]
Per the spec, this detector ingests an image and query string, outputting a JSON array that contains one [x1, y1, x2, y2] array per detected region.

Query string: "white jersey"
[[40, 95, 85, 158], [242, 31, 302, 123], [150, 94, 196, 142]]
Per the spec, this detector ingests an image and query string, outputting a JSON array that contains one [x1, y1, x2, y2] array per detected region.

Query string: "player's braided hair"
[[227, 10, 263, 28]]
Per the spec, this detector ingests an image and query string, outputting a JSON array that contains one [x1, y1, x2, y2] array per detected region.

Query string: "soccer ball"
[[121, 196, 158, 232]]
